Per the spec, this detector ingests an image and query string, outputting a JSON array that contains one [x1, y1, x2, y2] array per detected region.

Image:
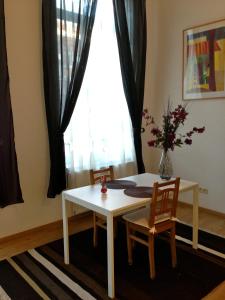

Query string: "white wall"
[[144, 0, 225, 213], [0, 0, 64, 238]]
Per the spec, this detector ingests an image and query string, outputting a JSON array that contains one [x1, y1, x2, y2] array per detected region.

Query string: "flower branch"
[[142, 104, 205, 152]]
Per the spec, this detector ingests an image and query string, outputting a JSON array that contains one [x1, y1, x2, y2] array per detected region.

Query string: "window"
[[58, 0, 136, 173]]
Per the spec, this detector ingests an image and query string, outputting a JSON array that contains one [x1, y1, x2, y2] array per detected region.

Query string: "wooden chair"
[[123, 177, 180, 279], [90, 166, 115, 247]]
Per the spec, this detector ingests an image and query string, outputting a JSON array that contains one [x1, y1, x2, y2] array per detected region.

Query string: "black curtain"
[[113, 0, 146, 173], [0, 0, 23, 207], [42, 0, 97, 198]]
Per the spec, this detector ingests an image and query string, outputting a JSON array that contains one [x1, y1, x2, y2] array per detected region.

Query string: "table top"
[[62, 173, 198, 217]]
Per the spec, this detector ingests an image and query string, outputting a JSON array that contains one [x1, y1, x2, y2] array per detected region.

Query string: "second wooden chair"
[[90, 166, 115, 247]]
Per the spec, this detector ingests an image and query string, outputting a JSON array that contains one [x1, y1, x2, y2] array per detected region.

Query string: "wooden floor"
[[0, 213, 93, 261], [177, 202, 225, 237], [0, 204, 224, 261]]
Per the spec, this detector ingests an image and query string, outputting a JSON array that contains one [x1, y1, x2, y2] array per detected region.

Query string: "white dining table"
[[62, 173, 199, 299]]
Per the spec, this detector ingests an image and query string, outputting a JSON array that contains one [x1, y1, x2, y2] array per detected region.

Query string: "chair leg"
[[113, 221, 117, 239], [131, 230, 136, 249], [126, 223, 133, 265], [170, 224, 177, 268], [148, 234, 155, 279], [93, 212, 98, 248]]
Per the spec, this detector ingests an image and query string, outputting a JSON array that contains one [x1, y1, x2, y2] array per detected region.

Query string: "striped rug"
[[0, 225, 225, 300], [0, 246, 109, 300], [0, 286, 11, 300]]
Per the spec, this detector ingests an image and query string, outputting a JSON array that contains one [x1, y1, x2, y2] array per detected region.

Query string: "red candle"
[[101, 175, 107, 193]]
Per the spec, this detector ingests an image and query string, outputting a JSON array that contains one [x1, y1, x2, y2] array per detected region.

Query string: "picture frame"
[[183, 19, 225, 100]]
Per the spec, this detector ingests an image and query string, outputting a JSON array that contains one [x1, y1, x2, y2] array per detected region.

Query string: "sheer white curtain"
[[64, 0, 137, 184]]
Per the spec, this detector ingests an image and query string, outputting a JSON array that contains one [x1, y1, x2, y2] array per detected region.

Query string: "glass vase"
[[159, 150, 173, 180]]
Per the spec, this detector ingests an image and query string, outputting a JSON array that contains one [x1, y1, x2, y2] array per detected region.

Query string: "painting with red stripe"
[[183, 19, 225, 100]]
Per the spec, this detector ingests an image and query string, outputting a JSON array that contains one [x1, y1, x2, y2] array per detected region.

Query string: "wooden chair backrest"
[[90, 166, 114, 184], [149, 177, 180, 228]]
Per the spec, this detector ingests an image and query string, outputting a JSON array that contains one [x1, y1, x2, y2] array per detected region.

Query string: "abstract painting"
[[183, 19, 225, 100]]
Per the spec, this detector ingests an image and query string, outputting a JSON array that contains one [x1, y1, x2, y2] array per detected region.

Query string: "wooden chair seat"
[[123, 207, 171, 228]]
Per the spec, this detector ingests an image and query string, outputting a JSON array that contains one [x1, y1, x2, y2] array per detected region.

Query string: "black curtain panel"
[[42, 0, 97, 198], [113, 0, 147, 173], [0, 0, 23, 207]]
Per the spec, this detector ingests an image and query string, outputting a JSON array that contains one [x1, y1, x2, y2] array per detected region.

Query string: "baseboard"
[[178, 201, 225, 218], [0, 211, 92, 244]]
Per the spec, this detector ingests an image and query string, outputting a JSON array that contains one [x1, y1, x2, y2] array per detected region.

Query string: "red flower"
[[197, 126, 205, 133], [184, 138, 192, 145], [151, 127, 161, 136], [187, 131, 194, 137], [148, 140, 156, 147]]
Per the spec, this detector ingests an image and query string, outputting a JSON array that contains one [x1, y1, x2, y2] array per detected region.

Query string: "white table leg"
[[62, 196, 70, 264], [192, 185, 199, 249], [107, 213, 115, 299]]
